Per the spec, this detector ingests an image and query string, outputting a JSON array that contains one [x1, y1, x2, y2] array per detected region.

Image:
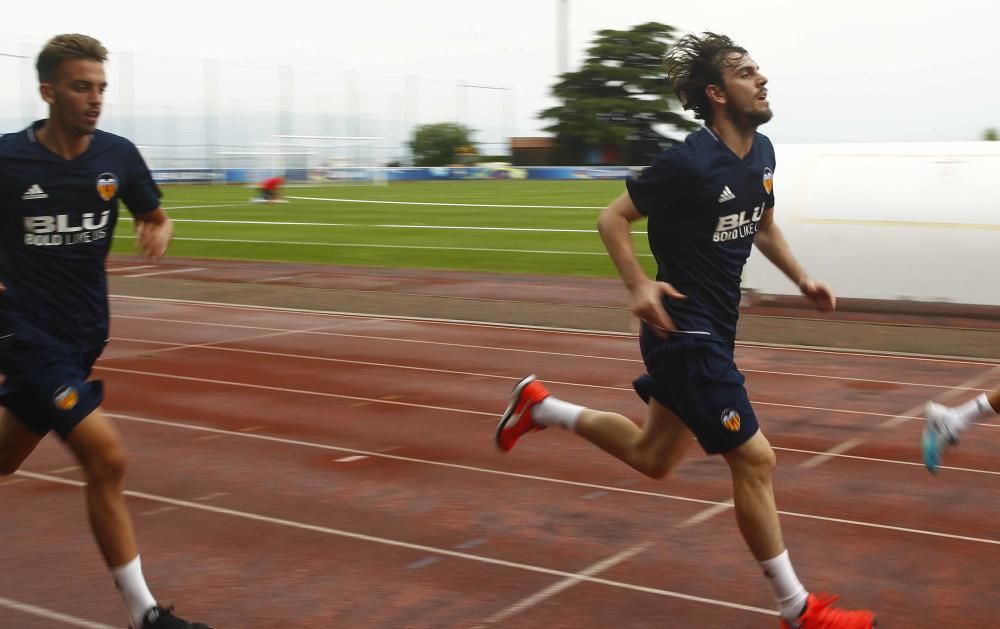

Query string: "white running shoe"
[[922, 402, 959, 474]]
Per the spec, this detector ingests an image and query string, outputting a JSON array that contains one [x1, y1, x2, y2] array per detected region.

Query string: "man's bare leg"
[[0, 409, 43, 476], [65, 408, 156, 628]]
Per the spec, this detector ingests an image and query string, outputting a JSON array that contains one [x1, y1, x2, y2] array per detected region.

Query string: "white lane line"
[[287, 195, 604, 210], [798, 438, 868, 469], [113, 235, 643, 258], [678, 500, 735, 528], [407, 557, 441, 570], [107, 321, 362, 361], [108, 294, 1000, 365], [477, 542, 656, 626], [98, 341, 999, 437], [160, 203, 256, 210], [124, 267, 206, 278], [94, 366, 495, 417], [776, 447, 1000, 476], [0, 596, 115, 629], [108, 264, 155, 273], [793, 364, 1000, 484], [107, 302, 1000, 370], [141, 506, 178, 516], [335, 455, 368, 463], [122, 217, 636, 234], [196, 492, 228, 501], [878, 364, 1000, 430], [44, 466, 81, 475], [104, 412, 1000, 544], [107, 336, 990, 395], [12, 470, 778, 618]]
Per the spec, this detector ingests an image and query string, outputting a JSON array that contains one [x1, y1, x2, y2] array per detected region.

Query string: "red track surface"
[[1, 268, 998, 628]]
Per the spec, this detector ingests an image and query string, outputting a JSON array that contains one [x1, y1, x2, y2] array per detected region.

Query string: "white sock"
[[952, 394, 997, 432], [111, 555, 157, 628], [760, 550, 809, 623], [532, 396, 585, 431]]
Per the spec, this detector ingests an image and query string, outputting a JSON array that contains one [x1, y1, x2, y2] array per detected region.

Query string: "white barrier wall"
[[744, 142, 1000, 306]]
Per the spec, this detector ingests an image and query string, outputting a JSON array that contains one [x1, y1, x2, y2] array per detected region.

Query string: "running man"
[[923, 384, 1000, 473], [496, 33, 876, 628], [0, 34, 210, 629]]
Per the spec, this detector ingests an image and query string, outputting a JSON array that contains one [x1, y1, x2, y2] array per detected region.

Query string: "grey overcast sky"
[[1, 0, 997, 148]]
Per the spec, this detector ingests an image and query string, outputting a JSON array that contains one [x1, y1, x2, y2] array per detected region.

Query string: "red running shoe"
[[495, 375, 550, 452], [780, 593, 877, 628]]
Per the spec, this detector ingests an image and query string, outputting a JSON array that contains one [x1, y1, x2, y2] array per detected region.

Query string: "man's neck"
[[36, 119, 92, 160], [709, 118, 756, 159]]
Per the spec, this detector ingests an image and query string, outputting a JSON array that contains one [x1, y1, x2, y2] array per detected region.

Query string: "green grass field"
[[112, 180, 656, 277]]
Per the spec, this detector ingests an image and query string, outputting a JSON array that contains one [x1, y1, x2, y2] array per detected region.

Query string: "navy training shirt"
[[0, 120, 161, 349], [626, 127, 776, 351]]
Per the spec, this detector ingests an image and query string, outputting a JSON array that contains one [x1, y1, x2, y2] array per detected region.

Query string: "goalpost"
[[272, 134, 387, 186]]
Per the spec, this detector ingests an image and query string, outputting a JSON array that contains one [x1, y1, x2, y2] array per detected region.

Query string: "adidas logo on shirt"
[[717, 186, 736, 203], [22, 184, 49, 200]]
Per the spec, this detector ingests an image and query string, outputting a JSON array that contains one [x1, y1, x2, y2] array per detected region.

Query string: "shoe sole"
[[495, 375, 537, 451]]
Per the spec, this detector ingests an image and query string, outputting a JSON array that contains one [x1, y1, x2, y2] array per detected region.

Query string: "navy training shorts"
[[0, 329, 105, 440], [633, 339, 758, 455]]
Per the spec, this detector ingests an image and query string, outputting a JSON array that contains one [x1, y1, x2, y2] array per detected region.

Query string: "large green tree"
[[409, 122, 476, 166], [541, 22, 698, 165]]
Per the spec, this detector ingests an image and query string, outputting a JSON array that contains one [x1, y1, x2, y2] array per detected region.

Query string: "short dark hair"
[[36, 34, 108, 83], [664, 32, 747, 124]]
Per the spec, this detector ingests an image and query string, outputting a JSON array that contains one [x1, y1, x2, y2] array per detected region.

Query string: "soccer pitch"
[[113, 180, 656, 277]]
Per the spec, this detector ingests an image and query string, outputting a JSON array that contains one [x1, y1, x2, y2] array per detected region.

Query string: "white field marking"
[[196, 492, 228, 501], [878, 364, 1000, 430], [123, 267, 206, 278], [101, 336, 999, 435], [109, 294, 635, 338], [678, 500, 735, 528], [107, 294, 1000, 366], [110, 314, 638, 359], [287, 195, 604, 210], [123, 217, 644, 234], [737, 341, 1000, 367], [777, 447, 1000, 476], [140, 506, 178, 516], [149, 203, 257, 211], [0, 597, 116, 629], [44, 466, 81, 475], [0, 478, 27, 487], [107, 308, 998, 374], [798, 438, 868, 469], [113, 235, 646, 257], [94, 366, 497, 417], [107, 336, 989, 396], [335, 455, 368, 463], [251, 275, 300, 283], [12, 470, 778, 617], [107, 264, 155, 273], [107, 320, 364, 360], [478, 542, 656, 626], [797, 364, 1000, 469], [104, 412, 1000, 544]]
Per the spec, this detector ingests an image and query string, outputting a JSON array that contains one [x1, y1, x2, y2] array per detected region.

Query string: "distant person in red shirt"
[[256, 176, 285, 203]]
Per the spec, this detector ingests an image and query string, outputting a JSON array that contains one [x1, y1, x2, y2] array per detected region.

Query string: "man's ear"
[[39, 82, 56, 105], [706, 84, 726, 106]]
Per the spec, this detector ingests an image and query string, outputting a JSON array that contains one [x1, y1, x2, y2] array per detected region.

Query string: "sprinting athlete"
[[0, 34, 211, 629], [496, 32, 876, 629]]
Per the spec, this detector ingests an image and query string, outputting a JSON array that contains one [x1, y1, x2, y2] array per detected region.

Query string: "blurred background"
[[1, 0, 998, 305]]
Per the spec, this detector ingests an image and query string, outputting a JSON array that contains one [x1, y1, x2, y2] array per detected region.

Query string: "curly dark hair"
[[36, 34, 108, 83], [664, 32, 747, 124]]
